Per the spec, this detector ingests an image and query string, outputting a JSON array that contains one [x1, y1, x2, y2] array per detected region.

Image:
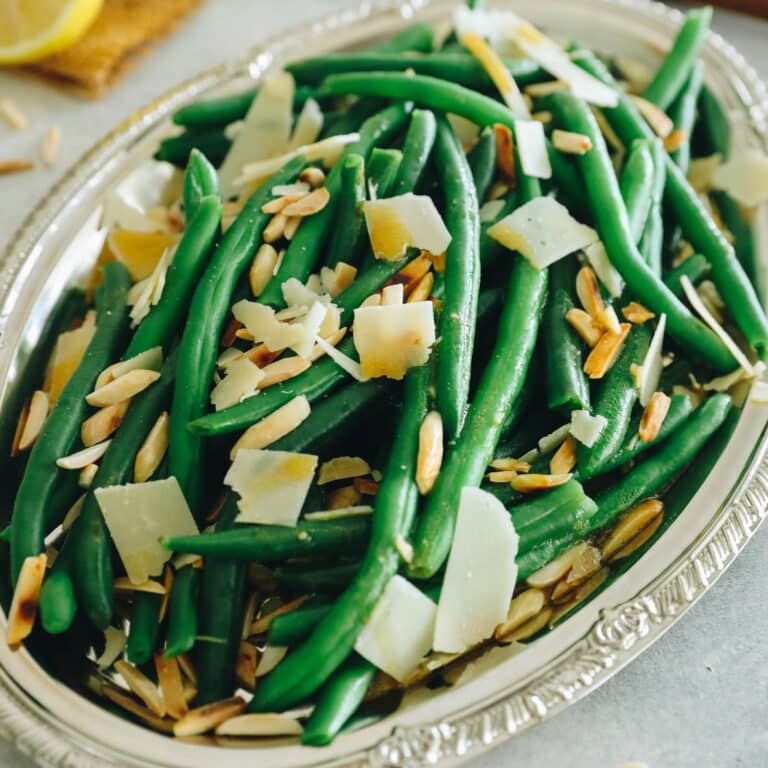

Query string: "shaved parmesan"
[[218, 72, 295, 199], [687, 153, 722, 193], [128, 245, 174, 328], [515, 120, 551, 179], [479, 199, 505, 223], [569, 410, 607, 447], [314, 336, 364, 381], [582, 241, 624, 298], [96, 478, 198, 585], [288, 97, 324, 151], [353, 302, 436, 380], [294, 301, 328, 359], [488, 197, 598, 269], [281, 277, 325, 308], [232, 300, 306, 353], [355, 575, 437, 682], [711, 148, 768, 206], [211, 358, 264, 410], [433, 487, 518, 653], [224, 449, 317, 526], [637, 313, 666, 406], [363, 194, 452, 262], [704, 361, 765, 393], [750, 380, 768, 405]]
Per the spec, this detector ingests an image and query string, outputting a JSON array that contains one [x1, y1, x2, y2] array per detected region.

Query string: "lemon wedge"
[[0, 0, 103, 65]]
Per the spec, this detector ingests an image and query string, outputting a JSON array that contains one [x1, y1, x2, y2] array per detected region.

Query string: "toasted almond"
[[154, 654, 188, 720], [526, 541, 592, 588], [42, 126, 61, 166], [113, 577, 166, 594], [10, 398, 30, 457], [299, 166, 326, 188], [583, 323, 631, 379], [596, 304, 621, 334], [575, 266, 605, 320], [0, 99, 27, 130], [230, 395, 311, 458], [630, 95, 674, 139], [115, 660, 166, 717], [664, 128, 688, 152], [240, 343, 283, 368], [18, 390, 49, 452], [205, 491, 228, 525], [381, 283, 404, 306], [257, 357, 311, 390], [524, 80, 569, 98], [235, 642, 260, 690], [234, 327, 255, 341], [220, 318, 243, 348], [565, 308, 602, 347], [494, 589, 547, 641], [552, 129, 592, 155], [216, 712, 303, 737], [102, 683, 174, 733], [240, 592, 259, 641], [549, 566, 610, 625], [489, 458, 531, 472], [550, 545, 602, 603], [309, 327, 347, 362], [0, 159, 33, 175], [326, 484, 363, 510], [609, 511, 664, 560], [157, 564, 173, 622], [360, 293, 382, 308], [407, 271, 434, 304], [81, 400, 129, 447], [177, 653, 198, 687], [384, 254, 432, 295], [173, 696, 246, 737], [283, 216, 302, 240], [352, 477, 379, 495], [274, 305, 308, 322], [332, 261, 357, 296], [549, 435, 577, 475], [486, 180, 510, 202], [486, 469, 519, 483], [282, 186, 330, 217], [416, 410, 444, 495], [511, 473, 571, 493], [78, 463, 98, 489], [56, 440, 111, 470], [249, 244, 279, 297], [7, 554, 46, 646], [500, 606, 553, 642], [639, 391, 671, 443], [531, 110, 553, 124], [622, 301, 655, 324], [263, 213, 288, 243], [250, 595, 308, 635], [493, 123, 516, 185], [601, 499, 664, 562], [261, 192, 306, 214], [134, 411, 169, 483], [318, 456, 372, 485], [86, 369, 160, 408]]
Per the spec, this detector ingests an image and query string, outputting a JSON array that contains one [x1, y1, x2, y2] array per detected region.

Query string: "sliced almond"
[[250, 595, 308, 635], [283, 216, 302, 240], [309, 327, 347, 362], [230, 395, 311, 458], [489, 457, 531, 472], [220, 318, 243, 348], [177, 653, 198, 687], [550, 545, 602, 603], [493, 123, 516, 185], [42, 126, 61, 166], [7, 554, 46, 646], [622, 301, 655, 324], [381, 283, 404, 306], [10, 398, 30, 457], [115, 660, 166, 717], [601, 499, 664, 562], [235, 642, 260, 690], [173, 696, 246, 737], [638, 391, 671, 443], [282, 186, 330, 217], [0, 99, 27, 130], [486, 469, 519, 483], [360, 293, 382, 308], [274, 305, 308, 322], [499, 606, 553, 642], [216, 712, 303, 737], [416, 410, 443, 495], [630, 95, 674, 139], [524, 80, 569, 98], [406, 270, 433, 306], [664, 129, 688, 153], [154, 654, 188, 720], [575, 266, 606, 320], [0, 159, 33, 175], [102, 683, 174, 733], [86, 369, 160, 407], [318, 456, 372, 486], [583, 322, 631, 379], [596, 304, 621, 334], [526, 541, 591, 588], [326, 484, 363, 510], [494, 589, 547, 641], [552, 129, 592, 155], [81, 400, 129, 447], [486, 180, 510, 202], [79, 463, 98, 489], [299, 167, 326, 188], [384, 254, 432, 296], [234, 327, 255, 341], [511, 473, 571, 493], [531, 110, 553, 124], [549, 566, 610, 625], [249, 244, 279, 297], [113, 577, 166, 594], [331, 261, 357, 296], [263, 213, 288, 243], [566, 308, 603, 348], [353, 477, 380, 495], [95, 348, 163, 389], [18, 390, 49, 452], [549, 435, 577, 475], [56, 440, 111, 470], [134, 411, 169, 483], [257, 357, 311, 390], [261, 192, 306, 215], [240, 343, 283, 369]]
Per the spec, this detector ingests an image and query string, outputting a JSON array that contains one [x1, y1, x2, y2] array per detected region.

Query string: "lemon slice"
[[0, 0, 103, 65], [107, 229, 178, 282]]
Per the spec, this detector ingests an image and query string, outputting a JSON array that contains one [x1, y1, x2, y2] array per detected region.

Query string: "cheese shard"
[[232, 299, 306, 352], [569, 409, 607, 447], [211, 358, 265, 411], [353, 301, 436, 380], [488, 196, 598, 269], [293, 301, 328, 359], [224, 448, 317, 526], [433, 487, 519, 653], [711, 148, 768, 206], [288, 97, 324, 150], [583, 241, 624, 298], [515, 120, 552, 179], [637, 313, 667, 407], [355, 575, 437, 682], [363, 194, 452, 262], [95, 478, 199, 585]]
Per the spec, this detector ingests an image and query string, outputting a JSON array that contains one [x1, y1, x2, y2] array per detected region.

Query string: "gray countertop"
[[0, 2, 766, 766]]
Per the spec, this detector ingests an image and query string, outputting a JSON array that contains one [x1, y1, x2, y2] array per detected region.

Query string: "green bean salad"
[[5, 3, 768, 746]]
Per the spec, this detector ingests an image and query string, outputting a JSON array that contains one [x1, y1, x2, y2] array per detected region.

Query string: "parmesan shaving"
[[515, 120, 552, 179], [637, 314, 667, 407], [569, 410, 607, 447], [314, 337, 364, 381], [711, 148, 768, 206], [582, 241, 624, 298], [210, 358, 265, 411]]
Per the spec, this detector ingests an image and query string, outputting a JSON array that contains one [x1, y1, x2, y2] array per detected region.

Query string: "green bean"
[[155, 129, 232, 168], [663, 253, 711, 298], [321, 97, 386, 139], [391, 109, 437, 196], [249, 363, 430, 711], [366, 148, 403, 197], [467, 127, 497, 202], [38, 535, 77, 634], [643, 7, 712, 111], [573, 51, 768, 355], [268, 603, 331, 646], [638, 138, 666, 276], [698, 86, 730, 160], [163, 516, 371, 560], [543, 257, 590, 413], [72, 348, 178, 630], [257, 104, 412, 308], [169, 157, 305, 516], [164, 565, 200, 658], [126, 593, 162, 665], [324, 154, 366, 268], [434, 116, 480, 441], [10, 262, 131, 582], [577, 324, 650, 477], [182, 148, 221, 218], [547, 145, 590, 220], [619, 139, 654, 244], [585, 393, 732, 536], [544, 90, 734, 372], [367, 22, 435, 54], [301, 655, 376, 746], [668, 61, 704, 173], [273, 562, 359, 594], [288, 52, 544, 91]]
